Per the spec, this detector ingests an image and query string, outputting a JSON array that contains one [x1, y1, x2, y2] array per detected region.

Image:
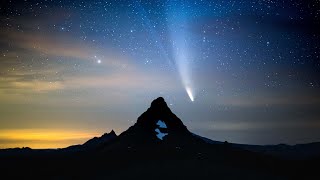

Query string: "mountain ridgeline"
[[0, 97, 319, 179]]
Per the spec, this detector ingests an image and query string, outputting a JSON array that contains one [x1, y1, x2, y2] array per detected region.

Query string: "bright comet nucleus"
[[186, 87, 194, 102]]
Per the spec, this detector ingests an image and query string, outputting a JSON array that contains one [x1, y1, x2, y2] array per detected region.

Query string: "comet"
[[167, 0, 196, 102], [174, 48, 195, 102], [186, 87, 194, 102]]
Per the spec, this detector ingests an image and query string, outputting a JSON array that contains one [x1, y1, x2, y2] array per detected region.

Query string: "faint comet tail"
[[167, 0, 195, 102]]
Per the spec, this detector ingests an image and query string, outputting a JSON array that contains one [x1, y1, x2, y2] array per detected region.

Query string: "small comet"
[[186, 87, 194, 102]]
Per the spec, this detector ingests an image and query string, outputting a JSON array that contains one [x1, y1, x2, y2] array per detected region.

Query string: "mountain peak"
[[105, 97, 206, 149], [150, 97, 168, 108], [82, 130, 117, 148], [109, 130, 116, 136], [93, 97, 204, 150], [117, 97, 191, 143]]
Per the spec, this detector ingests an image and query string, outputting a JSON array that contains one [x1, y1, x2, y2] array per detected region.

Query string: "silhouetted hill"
[[84, 130, 117, 147], [195, 134, 320, 160], [65, 130, 117, 151], [0, 97, 319, 179], [233, 142, 320, 160]]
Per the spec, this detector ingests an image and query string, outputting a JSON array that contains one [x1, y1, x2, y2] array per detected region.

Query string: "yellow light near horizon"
[[0, 129, 104, 149], [0, 141, 80, 149]]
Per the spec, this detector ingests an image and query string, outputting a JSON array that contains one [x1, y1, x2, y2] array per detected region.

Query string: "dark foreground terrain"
[[1, 97, 319, 179]]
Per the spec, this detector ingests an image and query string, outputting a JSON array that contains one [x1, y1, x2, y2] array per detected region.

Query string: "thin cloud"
[[0, 30, 130, 69]]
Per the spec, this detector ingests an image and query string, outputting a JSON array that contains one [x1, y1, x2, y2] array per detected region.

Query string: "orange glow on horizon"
[[0, 129, 106, 149]]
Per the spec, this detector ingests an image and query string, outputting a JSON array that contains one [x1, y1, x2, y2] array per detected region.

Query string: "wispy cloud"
[[0, 27, 140, 96], [0, 30, 130, 69], [10, 80, 64, 92]]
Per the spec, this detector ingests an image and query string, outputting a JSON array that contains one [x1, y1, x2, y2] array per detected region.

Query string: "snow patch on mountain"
[[155, 128, 168, 140], [155, 120, 168, 140], [156, 120, 167, 128]]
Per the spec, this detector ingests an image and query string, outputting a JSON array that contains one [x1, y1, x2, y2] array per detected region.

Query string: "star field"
[[0, 0, 320, 148]]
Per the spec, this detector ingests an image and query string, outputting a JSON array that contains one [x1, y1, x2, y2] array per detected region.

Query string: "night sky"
[[0, 0, 319, 148]]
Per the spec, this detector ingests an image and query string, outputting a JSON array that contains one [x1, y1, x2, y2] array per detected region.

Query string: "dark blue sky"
[[0, 0, 319, 148]]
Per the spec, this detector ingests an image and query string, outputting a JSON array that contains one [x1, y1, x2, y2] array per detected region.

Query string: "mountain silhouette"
[[83, 129, 117, 147], [0, 97, 319, 179], [65, 130, 117, 151], [65, 97, 199, 152], [104, 97, 205, 150]]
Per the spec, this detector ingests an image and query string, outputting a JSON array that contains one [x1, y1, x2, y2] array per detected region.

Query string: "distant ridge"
[[65, 130, 117, 151]]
